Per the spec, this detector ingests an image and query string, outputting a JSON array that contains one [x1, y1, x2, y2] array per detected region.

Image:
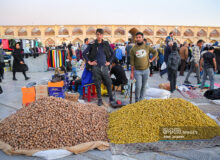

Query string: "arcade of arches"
[[1, 25, 220, 46]]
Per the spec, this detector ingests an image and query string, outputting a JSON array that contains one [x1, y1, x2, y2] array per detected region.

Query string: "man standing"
[[130, 32, 158, 102], [179, 42, 189, 76], [125, 42, 132, 70], [81, 38, 89, 53], [165, 32, 174, 45], [200, 46, 217, 90], [184, 40, 204, 84], [83, 29, 115, 106], [164, 41, 173, 64]]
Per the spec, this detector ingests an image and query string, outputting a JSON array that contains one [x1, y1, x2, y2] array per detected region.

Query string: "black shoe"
[[0, 79, 2, 83], [98, 99, 103, 106], [13, 78, 17, 81], [184, 80, 191, 84], [25, 77, 30, 80], [109, 97, 115, 104], [197, 81, 201, 84]]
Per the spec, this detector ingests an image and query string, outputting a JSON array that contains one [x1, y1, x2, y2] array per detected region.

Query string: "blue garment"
[[158, 52, 164, 65], [115, 48, 123, 60], [165, 36, 173, 44], [81, 67, 93, 86]]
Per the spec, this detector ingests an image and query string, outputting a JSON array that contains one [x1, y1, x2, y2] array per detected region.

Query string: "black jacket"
[[12, 49, 25, 72]]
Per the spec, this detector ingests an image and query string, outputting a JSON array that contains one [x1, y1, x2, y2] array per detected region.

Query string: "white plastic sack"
[[161, 62, 167, 70], [145, 88, 171, 99], [33, 149, 72, 160], [210, 100, 220, 105], [206, 113, 220, 125]]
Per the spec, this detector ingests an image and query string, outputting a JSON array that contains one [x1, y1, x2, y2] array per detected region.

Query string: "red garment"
[[2, 39, 9, 49]]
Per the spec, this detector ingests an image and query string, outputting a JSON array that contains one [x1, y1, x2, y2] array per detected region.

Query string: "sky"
[[1, 0, 220, 26]]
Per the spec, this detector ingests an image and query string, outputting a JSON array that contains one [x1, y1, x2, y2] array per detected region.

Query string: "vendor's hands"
[[105, 62, 110, 66], [20, 61, 24, 64], [88, 61, 97, 66], [149, 59, 153, 63]]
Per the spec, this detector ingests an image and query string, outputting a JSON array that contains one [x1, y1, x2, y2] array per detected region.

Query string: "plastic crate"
[[49, 91, 65, 98], [48, 87, 64, 92]]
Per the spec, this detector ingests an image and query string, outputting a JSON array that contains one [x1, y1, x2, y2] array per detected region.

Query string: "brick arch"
[[45, 28, 55, 36], [114, 27, 125, 35], [5, 28, 14, 36], [197, 29, 207, 37], [59, 27, 69, 35], [73, 38, 83, 44], [45, 38, 55, 46], [210, 40, 217, 43], [146, 38, 153, 44], [103, 27, 111, 35], [115, 39, 125, 43], [184, 29, 194, 37], [174, 39, 181, 44], [209, 29, 220, 37], [156, 28, 167, 36], [72, 27, 83, 36], [18, 28, 27, 36], [185, 39, 193, 44], [172, 28, 181, 36], [86, 27, 96, 35], [143, 28, 153, 36], [31, 28, 41, 36], [156, 38, 165, 44]]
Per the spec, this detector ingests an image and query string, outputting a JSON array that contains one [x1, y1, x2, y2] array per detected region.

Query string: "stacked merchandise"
[[48, 81, 65, 98], [48, 73, 70, 98]]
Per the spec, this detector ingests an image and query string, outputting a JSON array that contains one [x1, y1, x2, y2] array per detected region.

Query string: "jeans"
[[200, 68, 215, 90], [185, 61, 201, 83], [134, 68, 149, 102], [168, 68, 177, 92], [92, 65, 113, 100]]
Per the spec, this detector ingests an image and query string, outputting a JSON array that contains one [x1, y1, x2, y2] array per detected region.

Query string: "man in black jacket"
[[83, 29, 115, 106]]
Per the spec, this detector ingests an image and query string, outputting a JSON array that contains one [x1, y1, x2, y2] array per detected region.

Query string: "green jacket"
[[130, 44, 158, 70]]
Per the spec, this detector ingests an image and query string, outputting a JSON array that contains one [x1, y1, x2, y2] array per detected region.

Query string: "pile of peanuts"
[[0, 97, 108, 150], [108, 98, 219, 144]]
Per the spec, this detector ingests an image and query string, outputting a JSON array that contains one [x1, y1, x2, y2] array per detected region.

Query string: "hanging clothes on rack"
[[47, 50, 67, 68]]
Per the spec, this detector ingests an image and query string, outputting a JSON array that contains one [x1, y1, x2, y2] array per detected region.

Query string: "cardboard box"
[[35, 85, 48, 95], [36, 93, 48, 100]]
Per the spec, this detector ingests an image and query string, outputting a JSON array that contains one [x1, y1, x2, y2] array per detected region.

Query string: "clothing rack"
[[47, 49, 67, 68]]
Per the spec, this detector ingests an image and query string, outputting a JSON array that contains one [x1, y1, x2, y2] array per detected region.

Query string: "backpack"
[[167, 51, 180, 70]]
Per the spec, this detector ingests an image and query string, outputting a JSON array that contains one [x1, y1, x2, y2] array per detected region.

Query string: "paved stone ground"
[[0, 69, 220, 160]]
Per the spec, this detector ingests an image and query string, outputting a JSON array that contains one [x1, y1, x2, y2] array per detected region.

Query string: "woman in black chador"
[[12, 43, 30, 80]]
